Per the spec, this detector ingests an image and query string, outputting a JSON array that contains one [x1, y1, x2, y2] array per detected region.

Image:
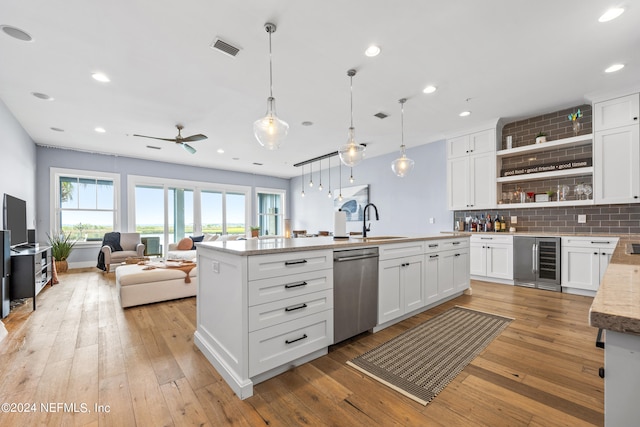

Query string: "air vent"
[[253, 162, 263, 166], [146, 145, 162, 150], [210, 38, 241, 57], [374, 112, 388, 119]]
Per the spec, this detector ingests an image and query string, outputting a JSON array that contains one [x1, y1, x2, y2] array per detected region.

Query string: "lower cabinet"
[[378, 254, 424, 325], [469, 235, 513, 281], [561, 237, 618, 292]]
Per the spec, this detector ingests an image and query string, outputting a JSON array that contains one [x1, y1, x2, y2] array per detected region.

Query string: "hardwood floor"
[[0, 271, 604, 426]]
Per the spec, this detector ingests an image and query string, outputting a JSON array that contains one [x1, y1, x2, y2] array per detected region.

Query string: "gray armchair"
[[101, 232, 145, 272]]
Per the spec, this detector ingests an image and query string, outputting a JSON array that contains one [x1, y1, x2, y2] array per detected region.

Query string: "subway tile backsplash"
[[453, 204, 640, 235]]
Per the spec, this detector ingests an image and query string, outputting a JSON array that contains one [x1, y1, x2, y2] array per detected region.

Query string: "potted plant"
[[546, 189, 555, 202], [250, 226, 260, 238], [535, 132, 547, 144], [47, 231, 76, 273]]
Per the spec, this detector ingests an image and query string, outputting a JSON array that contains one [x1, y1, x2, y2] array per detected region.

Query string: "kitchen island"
[[589, 236, 640, 426], [194, 234, 470, 399]]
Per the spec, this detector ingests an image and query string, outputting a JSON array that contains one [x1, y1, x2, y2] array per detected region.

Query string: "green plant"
[[47, 232, 76, 261], [536, 131, 547, 138], [250, 226, 260, 231]]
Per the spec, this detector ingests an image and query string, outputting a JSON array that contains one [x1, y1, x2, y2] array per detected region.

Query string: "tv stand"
[[10, 246, 52, 310]]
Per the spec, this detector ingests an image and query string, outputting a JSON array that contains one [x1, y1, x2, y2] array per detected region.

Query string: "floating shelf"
[[496, 167, 593, 183], [497, 133, 593, 158], [496, 199, 595, 209]]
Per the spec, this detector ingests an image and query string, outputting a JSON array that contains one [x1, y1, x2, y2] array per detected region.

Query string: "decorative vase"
[[572, 120, 582, 136], [55, 259, 68, 273], [251, 229, 259, 238], [536, 136, 546, 144]]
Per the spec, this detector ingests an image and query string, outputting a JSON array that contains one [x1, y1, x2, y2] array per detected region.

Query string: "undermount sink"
[[352, 235, 406, 241]]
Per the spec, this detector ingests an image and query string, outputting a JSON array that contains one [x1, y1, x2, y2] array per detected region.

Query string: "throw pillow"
[[189, 235, 205, 250], [177, 237, 193, 250]]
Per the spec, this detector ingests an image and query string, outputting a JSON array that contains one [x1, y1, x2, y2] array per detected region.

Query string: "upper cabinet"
[[447, 129, 497, 210], [593, 94, 639, 131], [594, 93, 640, 204], [447, 129, 496, 159]]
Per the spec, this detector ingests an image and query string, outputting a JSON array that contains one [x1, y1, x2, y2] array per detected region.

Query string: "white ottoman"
[[116, 264, 197, 308]]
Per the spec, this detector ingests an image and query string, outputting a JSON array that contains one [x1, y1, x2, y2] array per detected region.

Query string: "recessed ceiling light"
[[91, 72, 110, 83], [217, 148, 224, 154], [232, 157, 240, 160], [605, 63, 624, 73], [459, 111, 471, 117], [50, 127, 64, 132], [95, 127, 106, 133], [365, 45, 381, 57], [31, 92, 54, 101], [423, 85, 437, 94], [599, 8, 624, 22], [1, 25, 32, 41]]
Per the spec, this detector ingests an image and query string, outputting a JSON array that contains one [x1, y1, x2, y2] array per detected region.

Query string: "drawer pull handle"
[[428, 244, 439, 248], [480, 237, 493, 240], [452, 241, 461, 245], [285, 259, 308, 266], [285, 334, 308, 345], [590, 241, 610, 244], [285, 303, 308, 312], [430, 254, 439, 258], [455, 253, 461, 257], [284, 281, 308, 289]]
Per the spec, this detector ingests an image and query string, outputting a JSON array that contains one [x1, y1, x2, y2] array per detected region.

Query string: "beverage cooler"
[[513, 236, 561, 292]]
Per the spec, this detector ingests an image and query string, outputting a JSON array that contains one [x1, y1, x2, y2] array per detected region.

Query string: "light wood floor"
[[0, 270, 604, 426]]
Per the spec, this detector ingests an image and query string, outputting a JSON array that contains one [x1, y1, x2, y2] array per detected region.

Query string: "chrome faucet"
[[362, 203, 379, 238]]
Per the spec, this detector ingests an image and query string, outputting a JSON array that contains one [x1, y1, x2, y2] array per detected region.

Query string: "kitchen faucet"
[[362, 203, 379, 238]]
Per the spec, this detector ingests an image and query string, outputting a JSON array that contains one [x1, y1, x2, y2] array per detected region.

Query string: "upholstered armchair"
[[100, 232, 145, 272]]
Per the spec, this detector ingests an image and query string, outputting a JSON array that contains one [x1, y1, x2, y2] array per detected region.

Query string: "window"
[[256, 188, 285, 236], [51, 168, 120, 241], [128, 175, 250, 253]]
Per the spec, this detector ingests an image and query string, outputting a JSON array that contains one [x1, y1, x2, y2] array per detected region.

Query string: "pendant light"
[[309, 161, 314, 187], [253, 23, 289, 150], [327, 157, 332, 198], [338, 162, 343, 201], [338, 69, 366, 167], [391, 98, 415, 178], [300, 165, 305, 197], [349, 167, 354, 183], [318, 159, 323, 191]]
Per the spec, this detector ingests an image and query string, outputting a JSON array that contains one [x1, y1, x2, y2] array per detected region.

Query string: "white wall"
[[0, 100, 37, 228], [289, 140, 452, 236]]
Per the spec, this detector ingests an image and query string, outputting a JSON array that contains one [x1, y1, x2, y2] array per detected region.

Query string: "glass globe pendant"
[[254, 23, 289, 150], [391, 98, 415, 177], [338, 69, 366, 167]]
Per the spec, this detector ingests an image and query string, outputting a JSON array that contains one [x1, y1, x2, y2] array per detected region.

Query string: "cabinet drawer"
[[561, 236, 618, 249], [249, 310, 333, 377], [248, 269, 333, 306], [440, 238, 470, 250], [248, 250, 332, 280], [470, 235, 512, 245], [378, 242, 425, 260], [424, 240, 444, 254], [248, 289, 333, 332]]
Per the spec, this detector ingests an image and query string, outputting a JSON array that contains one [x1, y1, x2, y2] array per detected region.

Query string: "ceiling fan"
[[133, 124, 207, 154]]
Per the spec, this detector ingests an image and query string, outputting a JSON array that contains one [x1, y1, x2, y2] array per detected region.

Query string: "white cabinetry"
[[447, 129, 497, 210], [594, 93, 640, 204], [378, 242, 424, 325], [424, 238, 470, 304], [561, 237, 618, 294], [469, 234, 513, 282]]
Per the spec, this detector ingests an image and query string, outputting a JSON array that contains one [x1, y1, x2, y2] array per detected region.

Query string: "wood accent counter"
[[589, 235, 640, 334]]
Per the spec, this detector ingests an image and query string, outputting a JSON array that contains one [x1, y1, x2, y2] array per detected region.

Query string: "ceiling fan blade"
[[181, 134, 208, 142], [133, 134, 177, 142], [182, 143, 197, 154]]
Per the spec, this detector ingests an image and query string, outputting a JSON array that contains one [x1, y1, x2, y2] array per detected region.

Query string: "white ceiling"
[[0, 1, 638, 178]]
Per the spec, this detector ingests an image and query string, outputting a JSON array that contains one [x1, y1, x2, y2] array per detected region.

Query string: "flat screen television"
[[3, 194, 28, 248]]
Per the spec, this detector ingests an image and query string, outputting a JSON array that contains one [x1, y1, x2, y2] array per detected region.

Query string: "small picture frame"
[[535, 193, 549, 202]]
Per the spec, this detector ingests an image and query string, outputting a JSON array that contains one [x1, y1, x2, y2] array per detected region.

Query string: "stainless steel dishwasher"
[[333, 247, 379, 343]]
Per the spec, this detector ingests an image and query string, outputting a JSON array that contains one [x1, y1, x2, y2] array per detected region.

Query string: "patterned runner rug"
[[347, 306, 512, 405]]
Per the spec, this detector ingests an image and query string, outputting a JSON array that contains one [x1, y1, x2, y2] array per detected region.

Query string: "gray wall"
[[0, 100, 37, 231], [289, 140, 452, 236], [36, 146, 290, 266]]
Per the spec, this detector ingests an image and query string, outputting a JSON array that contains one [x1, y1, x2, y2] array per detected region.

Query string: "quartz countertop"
[[589, 235, 640, 335], [196, 233, 470, 256]]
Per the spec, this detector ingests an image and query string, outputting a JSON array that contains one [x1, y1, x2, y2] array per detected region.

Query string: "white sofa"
[[166, 234, 241, 260]]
